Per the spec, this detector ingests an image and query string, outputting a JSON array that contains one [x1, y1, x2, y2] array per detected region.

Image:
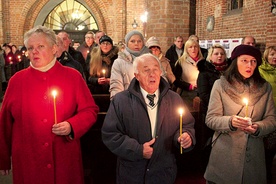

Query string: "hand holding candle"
[[52, 90, 58, 124], [179, 108, 184, 154]]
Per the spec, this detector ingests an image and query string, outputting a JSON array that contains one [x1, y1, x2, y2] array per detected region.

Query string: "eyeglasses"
[[100, 42, 112, 46]]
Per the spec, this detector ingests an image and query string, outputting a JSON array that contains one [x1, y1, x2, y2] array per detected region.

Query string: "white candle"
[[243, 98, 248, 117]]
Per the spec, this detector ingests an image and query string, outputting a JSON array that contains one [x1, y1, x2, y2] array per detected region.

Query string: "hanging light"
[[132, 18, 138, 29]]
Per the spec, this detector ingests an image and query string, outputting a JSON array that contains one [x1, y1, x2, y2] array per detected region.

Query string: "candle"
[[179, 108, 184, 154], [102, 69, 106, 78], [52, 90, 58, 124], [18, 55, 21, 62], [243, 98, 248, 117]]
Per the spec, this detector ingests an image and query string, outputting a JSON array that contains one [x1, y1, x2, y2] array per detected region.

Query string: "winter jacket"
[[102, 77, 196, 184], [204, 76, 276, 184]]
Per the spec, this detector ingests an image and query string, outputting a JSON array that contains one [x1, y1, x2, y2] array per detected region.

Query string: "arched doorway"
[[43, 0, 99, 43]]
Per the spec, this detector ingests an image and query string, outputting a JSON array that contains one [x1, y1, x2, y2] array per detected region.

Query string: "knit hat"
[[231, 44, 262, 66], [99, 35, 113, 45], [146, 36, 161, 49], [124, 30, 144, 45]]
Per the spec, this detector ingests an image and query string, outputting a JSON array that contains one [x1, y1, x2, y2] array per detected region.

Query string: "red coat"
[[0, 62, 99, 184]]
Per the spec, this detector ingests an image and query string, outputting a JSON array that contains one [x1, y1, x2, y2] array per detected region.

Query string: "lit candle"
[[9, 57, 13, 64], [243, 98, 248, 117], [18, 55, 21, 62], [179, 108, 184, 154], [102, 69, 106, 78], [52, 90, 58, 124], [87, 50, 89, 54]]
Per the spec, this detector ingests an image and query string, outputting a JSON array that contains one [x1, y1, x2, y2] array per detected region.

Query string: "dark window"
[[228, 0, 243, 11]]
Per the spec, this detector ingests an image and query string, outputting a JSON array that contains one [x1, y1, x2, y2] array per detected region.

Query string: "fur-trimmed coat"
[[204, 76, 276, 184]]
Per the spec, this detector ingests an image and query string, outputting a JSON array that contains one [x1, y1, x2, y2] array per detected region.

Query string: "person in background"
[[173, 38, 204, 110], [87, 35, 118, 94], [189, 34, 208, 58], [241, 36, 256, 47], [102, 53, 195, 184], [0, 46, 6, 96], [77, 31, 97, 60], [73, 42, 80, 50], [0, 25, 99, 184], [196, 44, 230, 168], [57, 31, 86, 77], [165, 35, 184, 71], [11, 45, 21, 63], [94, 31, 106, 45], [146, 36, 176, 86], [204, 44, 276, 184], [259, 46, 276, 181], [56, 35, 84, 76], [109, 30, 149, 99], [3, 45, 17, 80]]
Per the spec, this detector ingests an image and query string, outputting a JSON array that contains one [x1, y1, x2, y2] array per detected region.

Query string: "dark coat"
[[197, 59, 221, 114], [102, 77, 195, 184], [165, 44, 183, 71], [57, 51, 84, 77], [68, 46, 86, 78]]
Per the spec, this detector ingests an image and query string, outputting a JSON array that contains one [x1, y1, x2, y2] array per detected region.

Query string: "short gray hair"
[[24, 25, 57, 47], [133, 53, 161, 74]]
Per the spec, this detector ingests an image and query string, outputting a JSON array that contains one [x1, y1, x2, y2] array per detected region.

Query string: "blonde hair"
[[206, 44, 226, 62], [263, 46, 276, 62], [177, 39, 203, 65], [89, 47, 102, 77]]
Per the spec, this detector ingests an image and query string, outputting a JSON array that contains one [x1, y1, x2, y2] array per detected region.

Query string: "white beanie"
[[146, 36, 161, 49]]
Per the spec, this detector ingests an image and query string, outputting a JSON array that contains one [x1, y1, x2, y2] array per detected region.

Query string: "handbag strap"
[[211, 132, 222, 145]]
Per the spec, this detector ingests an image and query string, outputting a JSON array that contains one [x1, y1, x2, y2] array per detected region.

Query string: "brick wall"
[[196, 0, 276, 51], [1, 0, 275, 52]]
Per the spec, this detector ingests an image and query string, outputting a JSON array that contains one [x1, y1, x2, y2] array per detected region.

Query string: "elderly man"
[[56, 35, 84, 76], [57, 31, 86, 77], [242, 36, 256, 47], [102, 53, 195, 184]]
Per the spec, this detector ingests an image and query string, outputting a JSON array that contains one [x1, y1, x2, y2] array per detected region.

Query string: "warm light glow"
[[140, 11, 148, 23], [179, 108, 184, 154], [52, 90, 57, 98], [52, 90, 58, 125], [243, 98, 248, 106], [243, 98, 248, 117], [71, 10, 83, 19], [178, 108, 184, 116], [102, 69, 106, 78]]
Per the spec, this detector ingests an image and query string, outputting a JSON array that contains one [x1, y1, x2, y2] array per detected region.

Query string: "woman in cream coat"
[[204, 45, 276, 184]]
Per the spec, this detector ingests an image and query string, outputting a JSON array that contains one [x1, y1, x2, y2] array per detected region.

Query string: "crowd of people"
[[0, 26, 276, 184]]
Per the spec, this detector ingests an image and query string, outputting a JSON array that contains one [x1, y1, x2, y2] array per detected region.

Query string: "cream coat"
[[204, 77, 276, 184]]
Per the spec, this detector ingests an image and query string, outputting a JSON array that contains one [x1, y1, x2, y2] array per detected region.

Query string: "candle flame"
[[102, 69, 106, 74], [52, 90, 57, 98], [178, 108, 184, 115], [243, 98, 248, 106]]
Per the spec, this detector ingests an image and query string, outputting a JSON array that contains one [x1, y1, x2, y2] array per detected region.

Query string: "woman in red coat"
[[0, 25, 99, 184]]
